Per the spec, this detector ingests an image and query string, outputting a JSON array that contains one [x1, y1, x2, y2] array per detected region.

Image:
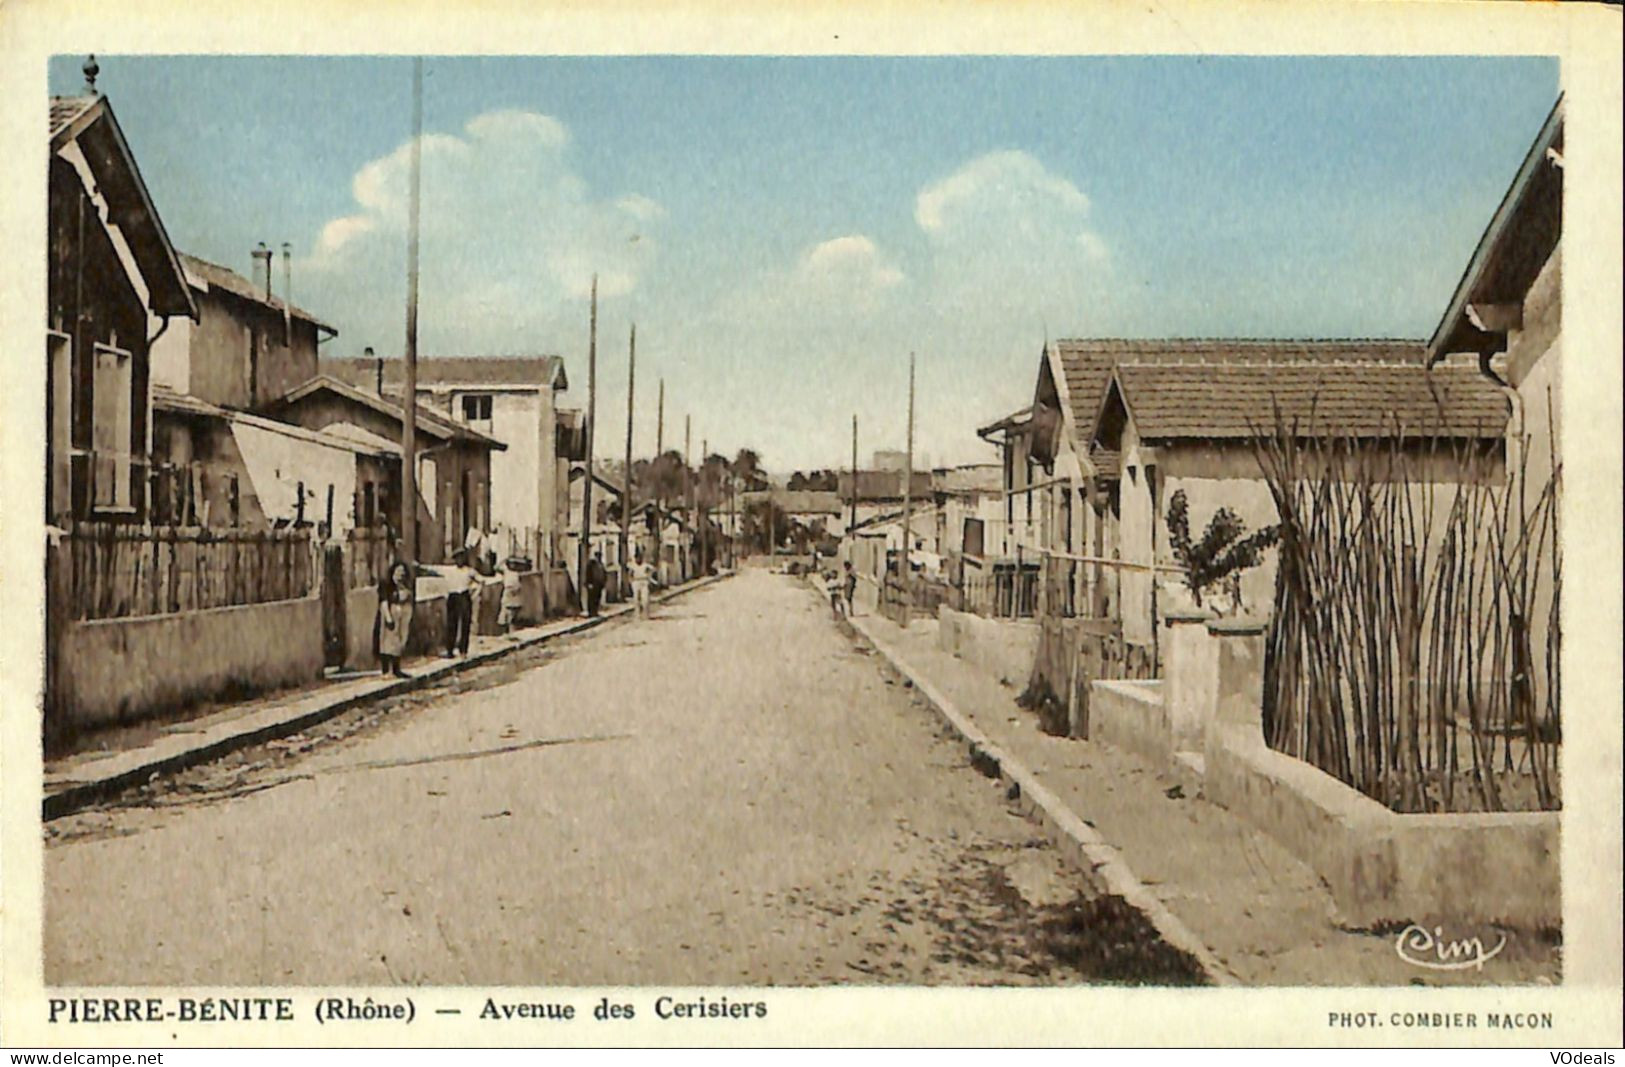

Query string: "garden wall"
[[1086, 616, 1559, 929], [53, 596, 324, 738]]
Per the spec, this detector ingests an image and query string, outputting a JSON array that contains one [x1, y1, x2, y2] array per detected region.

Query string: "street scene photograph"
[[37, 50, 1575, 993]]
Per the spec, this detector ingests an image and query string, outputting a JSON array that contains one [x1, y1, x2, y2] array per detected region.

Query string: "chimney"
[[252, 242, 273, 301], [281, 242, 293, 345], [365, 346, 380, 395]]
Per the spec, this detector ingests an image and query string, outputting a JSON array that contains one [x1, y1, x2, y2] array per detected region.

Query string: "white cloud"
[[301, 109, 660, 353], [909, 150, 1116, 336], [915, 149, 1092, 240], [796, 234, 904, 291]]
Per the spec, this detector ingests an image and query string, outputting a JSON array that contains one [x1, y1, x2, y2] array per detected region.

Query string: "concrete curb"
[[844, 610, 1237, 987], [43, 572, 731, 821]]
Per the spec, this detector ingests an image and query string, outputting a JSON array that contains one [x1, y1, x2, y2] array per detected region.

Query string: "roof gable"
[[51, 94, 195, 321], [1428, 97, 1564, 363], [275, 376, 506, 450], [179, 253, 337, 334]]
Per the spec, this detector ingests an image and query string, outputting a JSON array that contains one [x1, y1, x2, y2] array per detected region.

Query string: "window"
[[91, 342, 133, 509], [47, 332, 72, 519], [461, 394, 493, 423]]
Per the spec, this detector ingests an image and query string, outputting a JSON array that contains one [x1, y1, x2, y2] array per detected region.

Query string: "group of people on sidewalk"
[[373, 528, 506, 679], [583, 548, 659, 619], [826, 561, 857, 620]]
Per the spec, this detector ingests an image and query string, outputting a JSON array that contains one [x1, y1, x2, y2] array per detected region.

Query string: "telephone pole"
[[683, 415, 693, 579], [701, 437, 709, 575], [901, 352, 915, 628], [656, 380, 665, 458], [578, 275, 597, 607], [400, 56, 423, 565], [850, 413, 858, 536], [621, 324, 636, 583]]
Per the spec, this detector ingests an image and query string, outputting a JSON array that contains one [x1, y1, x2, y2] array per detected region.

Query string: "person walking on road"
[[842, 561, 857, 617], [825, 569, 845, 620], [584, 550, 608, 617], [377, 560, 415, 678], [629, 548, 655, 619]]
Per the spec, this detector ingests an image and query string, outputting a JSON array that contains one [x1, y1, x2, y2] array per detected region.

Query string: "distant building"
[[322, 355, 571, 567]]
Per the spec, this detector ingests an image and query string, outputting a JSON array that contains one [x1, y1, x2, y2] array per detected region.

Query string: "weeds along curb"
[[841, 609, 1237, 987], [43, 573, 731, 821]]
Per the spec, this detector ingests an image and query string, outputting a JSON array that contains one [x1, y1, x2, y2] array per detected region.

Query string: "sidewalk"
[[44, 572, 728, 820], [846, 605, 1561, 987]]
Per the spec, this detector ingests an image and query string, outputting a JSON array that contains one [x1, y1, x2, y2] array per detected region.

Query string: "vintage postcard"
[[1, 0, 1621, 1050]]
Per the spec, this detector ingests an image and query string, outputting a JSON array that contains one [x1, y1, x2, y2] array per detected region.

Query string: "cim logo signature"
[[1394, 924, 1508, 971]]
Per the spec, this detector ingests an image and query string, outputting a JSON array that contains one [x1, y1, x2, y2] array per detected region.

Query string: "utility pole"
[[578, 275, 597, 608], [621, 324, 636, 584], [400, 56, 423, 566], [684, 415, 693, 579], [850, 413, 858, 536], [702, 437, 709, 575], [656, 379, 665, 458], [901, 352, 915, 628]]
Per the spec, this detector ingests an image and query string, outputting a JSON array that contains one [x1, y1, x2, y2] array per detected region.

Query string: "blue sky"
[[52, 55, 1559, 469]]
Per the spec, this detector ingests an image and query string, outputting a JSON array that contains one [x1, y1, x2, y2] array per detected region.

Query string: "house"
[[1426, 95, 1563, 721], [321, 355, 572, 567], [564, 465, 630, 584], [1089, 359, 1508, 647], [144, 252, 360, 530], [740, 489, 847, 541], [833, 469, 934, 532], [268, 375, 506, 563], [930, 463, 1005, 560], [151, 383, 392, 533], [47, 87, 197, 525], [152, 251, 337, 413], [627, 501, 694, 586], [1015, 339, 1431, 624]]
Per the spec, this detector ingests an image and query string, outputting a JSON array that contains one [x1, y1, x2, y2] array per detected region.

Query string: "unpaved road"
[[45, 569, 1202, 986]]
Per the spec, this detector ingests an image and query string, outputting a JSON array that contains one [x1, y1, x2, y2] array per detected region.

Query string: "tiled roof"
[[1110, 361, 1508, 441], [1088, 448, 1121, 478], [321, 355, 566, 391], [1051, 338, 1427, 448], [49, 96, 97, 139], [179, 253, 336, 333], [276, 376, 506, 450]]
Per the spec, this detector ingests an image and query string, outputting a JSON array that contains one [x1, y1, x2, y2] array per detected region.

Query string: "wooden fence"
[[60, 523, 316, 621]]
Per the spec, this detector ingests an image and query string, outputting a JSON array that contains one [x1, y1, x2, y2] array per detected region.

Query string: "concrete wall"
[[1090, 679, 1171, 766], [54, 596, 324, 734], [1086, 619, 1560, 929], [936, 606, 1039, 687], [343, 585, 379, 672]]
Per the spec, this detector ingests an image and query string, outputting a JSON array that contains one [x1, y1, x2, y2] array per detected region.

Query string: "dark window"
[[461, 394, 493, 422]]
